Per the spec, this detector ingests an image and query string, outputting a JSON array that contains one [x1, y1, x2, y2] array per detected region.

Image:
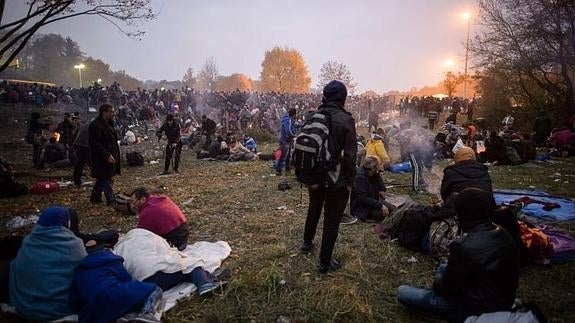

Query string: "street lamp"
[[74, 64, 85, 88], [461, 12, 472, 99], [444, 58, 455, 71]]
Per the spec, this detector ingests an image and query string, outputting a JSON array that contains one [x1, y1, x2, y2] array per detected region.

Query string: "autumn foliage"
[[259, 46, 311, 93]]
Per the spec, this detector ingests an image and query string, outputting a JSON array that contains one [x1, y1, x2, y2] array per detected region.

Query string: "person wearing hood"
[[365, 130, 390, 170], [300, 80, 357, 274], [9, 206, 87, 321], [70, 243, 163, 323], [398, 188, 520, 322], [89, 104, 121, 205], [275, 107, 297, 175]]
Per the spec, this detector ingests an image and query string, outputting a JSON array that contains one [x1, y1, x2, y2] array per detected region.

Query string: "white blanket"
[[2, 234, 232, 320]]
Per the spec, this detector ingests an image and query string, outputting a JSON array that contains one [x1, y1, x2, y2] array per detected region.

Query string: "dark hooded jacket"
[[350, 167, 385, 220], [320, 80, 357, 189], [70, 250, 156, 323], [434, 188, 519, 317], [440, 160, 492, 202], [89, 116, 121, 179]]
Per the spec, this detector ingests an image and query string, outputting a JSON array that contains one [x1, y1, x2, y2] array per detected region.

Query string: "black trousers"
[[303, 186, 350, 266], [164, 141, 182, 172], [73, 146, 90, 186]]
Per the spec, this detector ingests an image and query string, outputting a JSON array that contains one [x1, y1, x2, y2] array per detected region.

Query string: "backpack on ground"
[[429, 217, 460, 255], [292, 110, 334, 187], [126, 151, 144, 166], [113, 194, 134, 216]]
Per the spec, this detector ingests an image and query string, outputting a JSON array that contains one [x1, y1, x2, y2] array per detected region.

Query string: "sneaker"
[[318, 258, 342, 274], [340, 214, 358, 225], [212, 268, 232, 282], [300, 241, 313, 254], [198, 281, 227, 297]]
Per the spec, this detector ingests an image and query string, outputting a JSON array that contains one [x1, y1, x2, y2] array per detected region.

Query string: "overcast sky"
[[4, 0, 477, 93]]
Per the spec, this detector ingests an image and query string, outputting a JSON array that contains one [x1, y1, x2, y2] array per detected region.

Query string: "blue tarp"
[[493, 189, 575, 222]]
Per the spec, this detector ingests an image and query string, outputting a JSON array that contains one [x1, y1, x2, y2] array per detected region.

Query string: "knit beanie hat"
[[322, 80, 347, 106], [454, 146, 476, 163]]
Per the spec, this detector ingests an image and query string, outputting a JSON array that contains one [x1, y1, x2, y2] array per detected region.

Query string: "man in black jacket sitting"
[[436, 146, 492, 219], [350, 156, 390, 223], [397, 188, 520, 322]]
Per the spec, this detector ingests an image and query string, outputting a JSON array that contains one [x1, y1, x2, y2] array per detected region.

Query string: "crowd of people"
[[1, 76, 574, 322]]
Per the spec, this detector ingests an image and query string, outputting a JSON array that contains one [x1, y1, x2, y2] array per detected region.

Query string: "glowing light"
[[444, 59, 455, 69], [461, 12, 472, 21]]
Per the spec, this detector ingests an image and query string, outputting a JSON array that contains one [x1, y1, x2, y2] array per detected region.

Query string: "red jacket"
[[137, 195, 186, 236]]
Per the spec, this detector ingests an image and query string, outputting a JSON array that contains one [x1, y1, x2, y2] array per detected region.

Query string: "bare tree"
[[0, 0, 155, 73], [317, 61, 357, 95], [443, 71, 464, 97], [196, 58, 219, 91], [472, 0, 575, 122]]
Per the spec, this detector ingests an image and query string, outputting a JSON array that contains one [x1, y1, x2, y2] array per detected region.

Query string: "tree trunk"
[[0, 0, 4, 26]]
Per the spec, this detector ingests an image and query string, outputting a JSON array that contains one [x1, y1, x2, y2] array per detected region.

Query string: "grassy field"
[[0, 105, 574, 322]]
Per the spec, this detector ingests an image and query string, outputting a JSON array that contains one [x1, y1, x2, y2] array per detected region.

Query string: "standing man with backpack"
[[295, 80, 357, 274], [275, 108, 297, 176]]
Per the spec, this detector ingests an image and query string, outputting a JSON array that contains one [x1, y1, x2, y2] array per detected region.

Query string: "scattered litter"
[[553, 172, 561, 177], [529, 185, 535, 189], [277, 316, 290, 323], [554, 179, 560, 182], [150, 160, 159, 164], [182, 198, 194, 206], [406, 256, 417, 263], [57, 181, 73, 188], [276, 206, 288, 210], [5, 214, 39, 230], [565, 181, 570, 184], [82, 181, 94, 187], [279, 279, 287, 285]]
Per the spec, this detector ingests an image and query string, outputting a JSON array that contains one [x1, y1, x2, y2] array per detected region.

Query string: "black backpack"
[[126, 152, 144, 166], [292, 110, 335, 187]]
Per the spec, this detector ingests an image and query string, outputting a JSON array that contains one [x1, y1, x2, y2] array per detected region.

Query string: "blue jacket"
[[244, 137, 257, 152], [279, 115, 296, 144], [10, 225, 87, 321], [70, 250, 157, 323]]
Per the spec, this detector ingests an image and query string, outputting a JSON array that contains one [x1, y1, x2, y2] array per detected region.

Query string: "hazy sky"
[[5, 0, 477, 93]]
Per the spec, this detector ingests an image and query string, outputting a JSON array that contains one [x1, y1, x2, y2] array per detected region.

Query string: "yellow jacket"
[[365, 139, 390, 168]]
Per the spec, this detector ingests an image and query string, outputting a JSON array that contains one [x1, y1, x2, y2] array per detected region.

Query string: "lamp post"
[[461, 12, 472, 100], [74, 64, 85, 88]]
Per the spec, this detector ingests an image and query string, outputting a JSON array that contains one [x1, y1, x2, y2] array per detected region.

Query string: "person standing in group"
[[26, 112, 49, 169], [275, 108, 297, 176], [299, 80, 357, 274], [156, 114, 182, 175], [201, 115, 217, 149], [89, 104, 120, 205], [72, 119, 90, 187]]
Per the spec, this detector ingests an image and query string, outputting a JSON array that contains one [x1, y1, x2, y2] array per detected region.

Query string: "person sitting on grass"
[[436, 146, 492, 219], [9, 206, 87, 322], [130, 187, 189, 251], [228, 136, 258, 161], [350, 156, 392, 223], [114, 228, 229, 298], [43, 135, 71, 168], [397, 188, 519, 322], [243, 134, 257, 153], [70, 239, 164, 323]]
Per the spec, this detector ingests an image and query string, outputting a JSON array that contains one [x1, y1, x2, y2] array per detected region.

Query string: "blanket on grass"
[[493, 189, 575, 222]]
